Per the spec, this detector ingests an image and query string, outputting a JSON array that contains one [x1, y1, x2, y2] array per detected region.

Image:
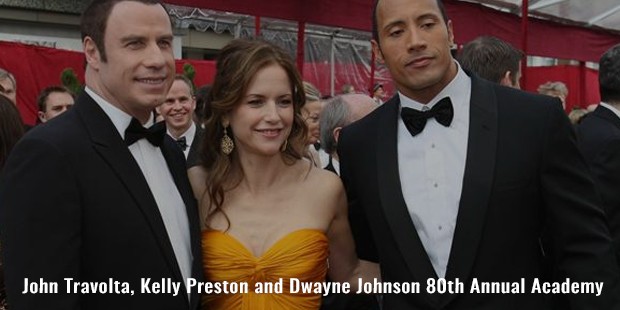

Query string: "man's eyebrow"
[[383, 19, 406, 32], [120, 35, 146, 43], [158, 34, 174, 41], [416, 13, 441, 23]]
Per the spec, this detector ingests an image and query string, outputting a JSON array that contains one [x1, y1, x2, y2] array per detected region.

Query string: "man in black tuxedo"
[[0, 1, 202, 309], [577, 44, 620, 264], [158, 74, 204, 163], [338, 0, 620, 309]]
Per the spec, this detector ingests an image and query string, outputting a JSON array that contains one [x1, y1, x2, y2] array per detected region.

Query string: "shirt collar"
[[398, 61, 470, 111], [85, 87, 154, 139], [171, 121, 196, 144]]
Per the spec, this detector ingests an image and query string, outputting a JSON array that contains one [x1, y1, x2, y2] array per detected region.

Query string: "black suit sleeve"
[[589, 140, 620, 264], [0, 137, 81, 309], [338, 133, 379, 263], [539, 103, 620, 309]]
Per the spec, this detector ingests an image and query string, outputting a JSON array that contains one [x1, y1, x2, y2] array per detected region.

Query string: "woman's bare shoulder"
[[303, 164, 345, 200]]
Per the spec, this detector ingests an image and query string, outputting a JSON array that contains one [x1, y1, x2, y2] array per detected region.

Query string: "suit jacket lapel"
[[188, 124, 203, 157], [442, 76, 498, 307], [75, 94, 190, 306], [376, 97, 439, 305]]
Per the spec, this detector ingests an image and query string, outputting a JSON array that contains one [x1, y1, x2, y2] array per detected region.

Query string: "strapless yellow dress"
[[202, 229, 328, 310]]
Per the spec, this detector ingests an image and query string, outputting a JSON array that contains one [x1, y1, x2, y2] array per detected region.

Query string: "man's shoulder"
[[578, 110, 620, 146], [491, 83, 560, 111], [27, 109, 82, 141], [342, 97, 395, 135]]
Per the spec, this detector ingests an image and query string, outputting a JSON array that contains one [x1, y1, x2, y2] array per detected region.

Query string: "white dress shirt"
[[396, 63, 471, 278], [86, 87, 193, 290], [170, 122, 197, 159]]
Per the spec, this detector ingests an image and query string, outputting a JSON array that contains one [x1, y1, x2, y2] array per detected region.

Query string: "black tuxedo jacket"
[[577, 105, 620, 263], [338, 75, 619, 309], [186, 125, 203, 169], [187, 124, 205, 168], [0, 93, 203, 310]]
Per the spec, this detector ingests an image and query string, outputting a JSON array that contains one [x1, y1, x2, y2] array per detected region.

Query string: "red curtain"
[[524, 65, 600, 112], [0, 41, 85, 125], [0, 41, 216, 125]]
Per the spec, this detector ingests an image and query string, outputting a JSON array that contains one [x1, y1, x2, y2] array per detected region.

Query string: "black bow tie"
[[176, 136, 188, 151], [124, 118, 166, 147], [401, 97, 454, 137]]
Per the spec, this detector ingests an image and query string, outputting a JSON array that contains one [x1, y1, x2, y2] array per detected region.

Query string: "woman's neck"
[[236, 152, 293, 194]]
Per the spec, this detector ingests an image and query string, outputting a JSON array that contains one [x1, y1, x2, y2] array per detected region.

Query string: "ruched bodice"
[[202, 229, 328, 309]]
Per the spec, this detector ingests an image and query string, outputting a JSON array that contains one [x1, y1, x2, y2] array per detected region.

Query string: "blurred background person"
[[371, 83, 386, 105], [302, 81, 324, 166], [568, 108, 588, 125], [341, 84, 355, 94], [576, 43, 620, 264], [194, 84, 212, 126], [457, 36, 523, 89], [158, 75, 203, 160], [538, 81, 569, 110], [0, 94, 23, 171], [0, 93, 24, 310], [320, 94, 377, 175], [0, 68, 16, 105], [36, 85, 75, 123]]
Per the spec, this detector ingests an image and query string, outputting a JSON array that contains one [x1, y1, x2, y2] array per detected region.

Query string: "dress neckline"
[[203, 228, 326, 259]]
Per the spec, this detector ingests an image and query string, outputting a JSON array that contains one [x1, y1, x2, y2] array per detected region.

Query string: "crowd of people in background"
[[1, 0, 620, 309]]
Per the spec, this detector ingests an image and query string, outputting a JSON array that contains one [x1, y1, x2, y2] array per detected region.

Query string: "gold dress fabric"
[[202, 229, 328, 310]]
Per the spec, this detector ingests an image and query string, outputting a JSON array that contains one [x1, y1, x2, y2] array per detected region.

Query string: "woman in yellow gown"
[[188, 39, 379, 310]]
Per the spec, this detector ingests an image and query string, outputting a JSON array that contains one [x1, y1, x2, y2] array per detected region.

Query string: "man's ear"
[[371, 40, 385, 64], [447, 20, 455, 46], [190, 96, 197, 112], [37, 111, 47, 123], [500, 71, 513, 87], [333, 127, 343, 144], [84, 36, 101, 71]]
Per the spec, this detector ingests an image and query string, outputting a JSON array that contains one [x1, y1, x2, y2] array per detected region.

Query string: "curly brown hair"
[[199, 38, 309, 229]]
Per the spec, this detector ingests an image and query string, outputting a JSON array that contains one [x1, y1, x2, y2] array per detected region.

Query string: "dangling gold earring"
[[221, 126, 234, 155], [280, 139, 288, 152]]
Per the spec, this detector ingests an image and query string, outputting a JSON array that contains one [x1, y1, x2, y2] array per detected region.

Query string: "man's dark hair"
[[599, 43, 620, 103], [372, 0, 449, 45], [80, 0, 167, 62], [36, 86, 73, 112], [457, 36, 523, 85]]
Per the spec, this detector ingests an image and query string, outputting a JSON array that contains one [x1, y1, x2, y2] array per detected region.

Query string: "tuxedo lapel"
[[375, 97, 439, 305], [160, 136, 202, 308], [188, 124, 203, 158], [442, 76, 498, 307], [75, 94, 189, 304], [160, 136, 198, 224]]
